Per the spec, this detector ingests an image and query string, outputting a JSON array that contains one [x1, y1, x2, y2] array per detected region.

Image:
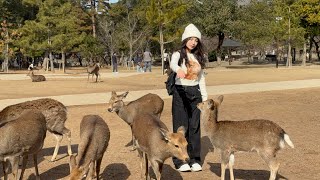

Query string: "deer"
[[197, 95, 295, 180], [87, 63, 100, 82], [27, 71, 46, 82], [0, 110, 47, 180], [107, 91, 164, 150], [0, 98, 72, 162], [69, 115, 110, 180], [132, 113, 189, 180]]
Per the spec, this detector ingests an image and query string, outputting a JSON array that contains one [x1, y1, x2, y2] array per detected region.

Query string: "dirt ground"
[[1, 66, 320, 180]]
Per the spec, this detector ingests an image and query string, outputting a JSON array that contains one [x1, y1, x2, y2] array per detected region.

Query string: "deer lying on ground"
[[69, 115, 110, 180], [0, 110, 47, 180], [27, 71, 46, 82], [197, 95, 294, 180], [132, 113, 189, 180], [0, 98, 72, 162], [107, 91, 164, 150], [87, 63, 100, 82]]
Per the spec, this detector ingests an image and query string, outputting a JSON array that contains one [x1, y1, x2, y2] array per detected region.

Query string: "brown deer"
[[27, 71, 46, 82], [132, 113, 189, 180], [107, 91, 164, 150], [0, 110, 47, 180], [87, 63, 100, 82], [69, 115, 110, 180], [0, 98, 72, 162], [197, 95, 294, 180]]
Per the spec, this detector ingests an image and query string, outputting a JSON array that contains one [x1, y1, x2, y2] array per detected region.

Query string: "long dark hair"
[[178, 37, 205, 69]]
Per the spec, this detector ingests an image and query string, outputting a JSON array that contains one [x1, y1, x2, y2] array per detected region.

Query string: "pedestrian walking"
[[143, 49, 152, 72]]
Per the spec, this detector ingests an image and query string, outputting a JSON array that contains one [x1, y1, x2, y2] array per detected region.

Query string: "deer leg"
[[150, 159, 161, 180], [86, 161, 94, 180], [131, 127, 136, 151], [87, 73, 90, 81], [228, 154, 235, 180], [33, 154, 40, 180], [8, 156, 19, 180], [62, 127, 72, 156], [221, 151, 231, 180], [96, 157, 103, 180], [19, 155, 28, 180], [137, 149, 145, 179], [260, 151, 280, 180], [51, 133, 63, 161], [3, 160, 9, 180]]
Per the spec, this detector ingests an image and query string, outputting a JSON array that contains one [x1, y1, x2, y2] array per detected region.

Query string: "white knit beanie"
[[181, 24, 201, 41]]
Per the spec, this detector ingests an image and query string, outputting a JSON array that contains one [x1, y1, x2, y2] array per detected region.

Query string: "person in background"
[[170, 23, 208, 172], [143, 49, 152, 72], [112, 52, 118, 73]]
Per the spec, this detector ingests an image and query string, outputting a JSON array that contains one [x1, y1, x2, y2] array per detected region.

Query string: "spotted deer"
[[27, 71, 46, 82], [0, 110, 47, 180], [107, 91, 164, 150], [69, 115, 110, 180], [87, 63, 100, 82], [197, 95, 294, 180], [132, 113, 189, 180], [0, 98, 72, 162]]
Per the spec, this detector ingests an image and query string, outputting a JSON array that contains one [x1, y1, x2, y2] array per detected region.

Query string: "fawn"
[[132, 113, 189, 180], [0, 110, 46, 180], [69, 115, 110, 180], [197, 95, 294, 180]]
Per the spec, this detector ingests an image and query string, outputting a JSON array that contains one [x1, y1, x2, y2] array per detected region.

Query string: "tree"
[[145, 0, 188, 74], [188, 0, 238, 65], [17, 0, 91, 72], [293, 0, 320, 62]]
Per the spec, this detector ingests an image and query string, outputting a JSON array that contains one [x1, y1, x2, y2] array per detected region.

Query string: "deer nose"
[[107, 108, 112, 112], [185, 157, 190, 162]]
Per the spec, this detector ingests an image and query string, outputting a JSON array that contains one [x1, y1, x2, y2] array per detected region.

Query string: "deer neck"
[[202, 109, 218, 133], [117, 104, 134, 125]]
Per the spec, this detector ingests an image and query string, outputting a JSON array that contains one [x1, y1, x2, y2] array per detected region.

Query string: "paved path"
[[1, 79, 320, 110]]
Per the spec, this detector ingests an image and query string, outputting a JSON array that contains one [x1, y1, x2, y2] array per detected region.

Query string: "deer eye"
[[175, 145, 179, 148]]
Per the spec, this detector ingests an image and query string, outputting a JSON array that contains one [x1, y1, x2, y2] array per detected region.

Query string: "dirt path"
[[1, 67, 320, 180]]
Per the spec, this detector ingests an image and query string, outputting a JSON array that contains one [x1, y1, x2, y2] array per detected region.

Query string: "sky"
[[109, 0, 119, 3]]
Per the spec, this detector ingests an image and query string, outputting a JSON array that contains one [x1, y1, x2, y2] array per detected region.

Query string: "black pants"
[[172, 84, 202, 168]]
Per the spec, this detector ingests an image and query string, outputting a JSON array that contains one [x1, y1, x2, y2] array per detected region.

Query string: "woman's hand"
[[176, 69, 185, 79]]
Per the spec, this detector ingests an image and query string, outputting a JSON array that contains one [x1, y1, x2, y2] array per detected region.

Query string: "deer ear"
[[69, 154, 77, 173], [122, 91, 129, 98], [111, 91, 117, 96], [177, 126, 186, 136], [159, 128, 171, 142], [207, 99, 214, 109], [217, 95, 224, 104]]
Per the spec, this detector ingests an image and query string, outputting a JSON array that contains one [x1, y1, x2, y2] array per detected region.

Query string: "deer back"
[[0, 98, 67, 133], [107, 91, 164, 125]]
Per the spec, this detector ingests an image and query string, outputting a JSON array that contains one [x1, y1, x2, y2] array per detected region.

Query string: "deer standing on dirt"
[[0, 110, 47, 180], [87, 63, 100, 82], [69, 115, 110, 180], [197, 95, 295, 180], [27, 71, 46, 82], [107, 91, 164, 150], [0, 98, 72, 162], [132, 113, 189, 180]]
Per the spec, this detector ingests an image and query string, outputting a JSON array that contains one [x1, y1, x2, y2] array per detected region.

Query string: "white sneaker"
[[191, 163, 202, 172], [177, 164, 191, 172]]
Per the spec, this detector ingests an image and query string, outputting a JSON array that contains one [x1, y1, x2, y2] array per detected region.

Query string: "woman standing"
[[170, 24, 208, 172]]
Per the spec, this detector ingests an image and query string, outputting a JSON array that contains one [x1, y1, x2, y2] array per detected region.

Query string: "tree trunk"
[[91, 1, 96, 38], [62, 52, 66, 73], [159, 25, 164, 75], [302, 41, 306, 66]]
